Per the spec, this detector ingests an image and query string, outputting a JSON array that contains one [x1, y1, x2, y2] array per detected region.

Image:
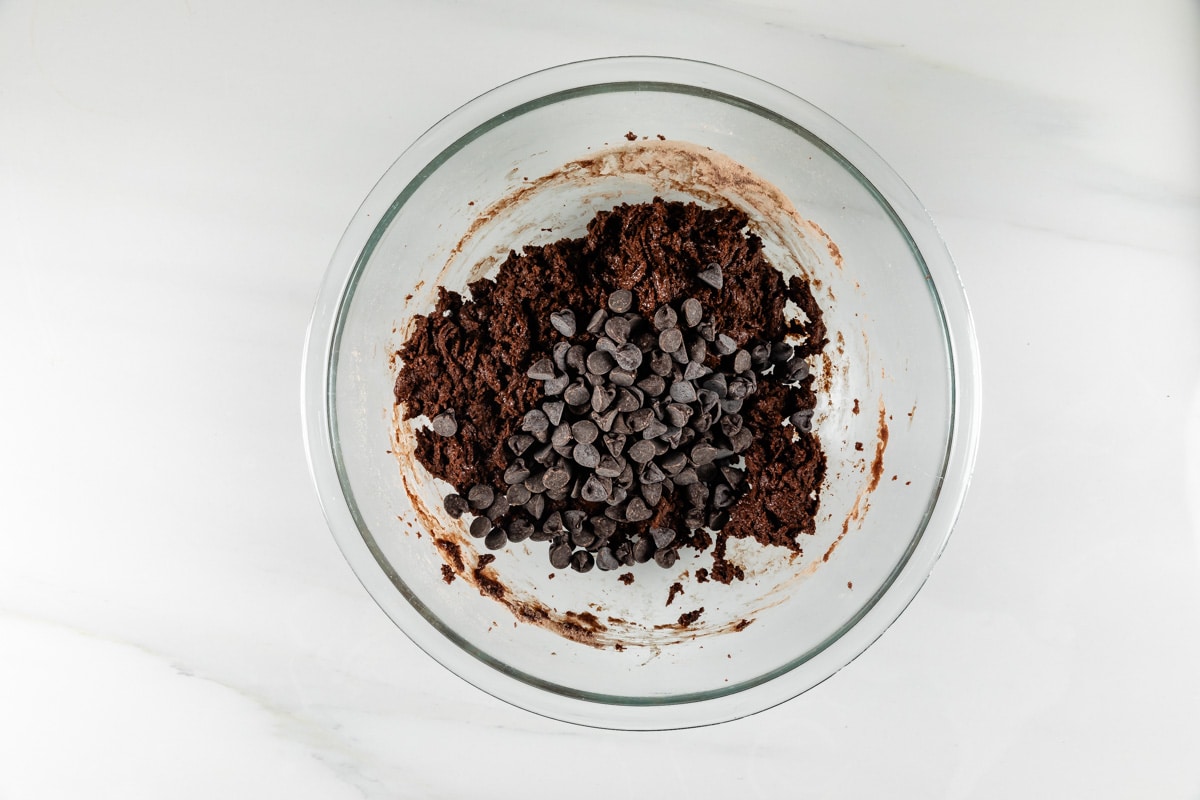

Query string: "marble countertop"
[[2, 1, 1197, 797]]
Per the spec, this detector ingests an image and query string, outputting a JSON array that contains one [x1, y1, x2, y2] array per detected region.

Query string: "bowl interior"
[[313, 61, 970, 727]]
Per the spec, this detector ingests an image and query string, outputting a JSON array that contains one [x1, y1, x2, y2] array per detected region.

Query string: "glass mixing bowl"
[[302, 56, 981, 729]]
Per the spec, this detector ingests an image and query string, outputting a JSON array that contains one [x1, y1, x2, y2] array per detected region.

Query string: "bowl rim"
[[301, 55, 982, 730]]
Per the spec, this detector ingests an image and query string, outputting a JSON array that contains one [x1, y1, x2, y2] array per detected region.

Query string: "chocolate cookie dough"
[[394, 198, 827, 582]]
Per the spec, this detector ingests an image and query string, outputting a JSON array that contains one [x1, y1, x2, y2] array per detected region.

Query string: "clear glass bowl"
[[302, 56, 981, 729]]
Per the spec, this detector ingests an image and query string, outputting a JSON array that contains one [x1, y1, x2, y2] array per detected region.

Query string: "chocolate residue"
[[678, 608, 705, 627], [618, 572, 634, 585], [867, 402, 889, 494], [434, 537, 465, 572], [666, 582, 685, 607], [472, 553, 506, 600], [825, 397, 889, 563], [732, 618, 754, 632], [624, 131, 638, 141], [440, 564, 455, 585]]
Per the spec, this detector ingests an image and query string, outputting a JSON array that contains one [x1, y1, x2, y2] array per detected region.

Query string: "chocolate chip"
[[669, 381, 697, 404], [784, 356, 810, 382], [697, 262, 723, 289], [649, 351, 674, 376], [609, 367, 637, 386], [602, 432, 627, 457], [674, 466, 699, 486], [707, 510, 730, 530], [596, 455, 624, 478], [681, 298, 702, 327], [771, 341, 794, 363], [549, 543, 573, 569], [506, 483, 531, 506], [469, 516, 491, 538], [524, 492, 545, 520], [563, 509, 587, 533], [527, 358, 556, 381], [660, 402, 687, 428], [551, 422, 572, 448], [443, 493, 469, 518], [586, 308, 608, 335], [570, 525, 597, 549], [687, 338, 708, 363], [504, 459, 532, 484], [568, 550, 594, 573], [596, 547, 620, 571], [614, 388, 640, 413], [522, 408, 550, 434], [569, 419, 597, 445], [485, 494, 510, 520], [636, 374, 665, 396], [508, 518, 534, 542], [531, 443, 556, 466], [625, 407, 654, 432], [591, 384, 616, 413], [659, 451, 687, 475], [715, 333, 737, 356], [790, 410, 814, 432], [484, 526, 507, 550], [566, 344, 588, 372], [543, 464, 572, 491], [720, 397, 743, 415], [573, 442, 600, 468], [658, 328, 683, 353], [712, 483, 735, 509], [696, 321, 715, 342], [550, 309, 576, 337], [684, 507, 706, 530], [701, 373, 727, 397], [633, 537, 654, 563], [732, 349, 752, 374], [468, 484, 494, 509], [541, 400, 565, 427], [586, 350, 615, 375], [607, 289, 633, 313], [625, 497, 653, 522], [580, 474, 610, 502], [627, 440, 657, 464], [750, 342, 771, 369], [686, 482, 709, 509], [552, 340, 571, 372], [604, 316, 631, 344], [431, 410, 457, 437], [690, 443, 720, 466], [647, 527, 674, 549], [653, 305, 677, 331], [591, 407, 618, 431], [613, 343, 643, 371], [642, 417, 669, 440], [507, 433, 535, 456], [563, 381, 591, 407], [641, 480, 663, 507], [610, 413, 634, 436], [653, 547, 678, 569], [721, 429, 747, 454]]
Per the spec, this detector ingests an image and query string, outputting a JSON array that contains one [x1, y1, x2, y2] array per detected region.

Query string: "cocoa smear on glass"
[[394, 198, 827, 582]]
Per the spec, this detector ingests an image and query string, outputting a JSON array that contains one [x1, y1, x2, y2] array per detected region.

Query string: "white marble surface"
[[2, 0, 1198, 796]]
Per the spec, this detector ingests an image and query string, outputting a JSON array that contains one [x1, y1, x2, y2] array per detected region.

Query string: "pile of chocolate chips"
[[436, 275, 811, 573], [395, 198, 827, 584]]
